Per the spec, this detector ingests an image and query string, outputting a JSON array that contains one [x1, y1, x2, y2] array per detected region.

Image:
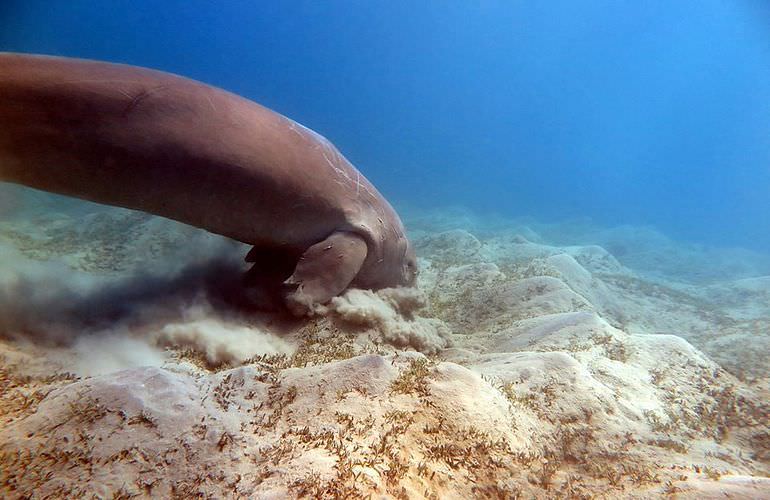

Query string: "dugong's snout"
[[356, 233, 417, 291], [386, 235, 418, 288], [402, 241, 419, 287]]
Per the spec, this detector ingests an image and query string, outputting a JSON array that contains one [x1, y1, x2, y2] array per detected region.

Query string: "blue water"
[[2, 0, 769, 251]]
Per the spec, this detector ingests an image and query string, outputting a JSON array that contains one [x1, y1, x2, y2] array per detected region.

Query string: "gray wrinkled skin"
[[0, 53, 417, 314]]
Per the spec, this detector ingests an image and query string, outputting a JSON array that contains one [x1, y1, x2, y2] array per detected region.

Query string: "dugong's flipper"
[[283, 231, 368, 315]]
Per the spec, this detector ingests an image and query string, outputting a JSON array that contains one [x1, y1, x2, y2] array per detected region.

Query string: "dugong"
[[0, 53, 417, 314]]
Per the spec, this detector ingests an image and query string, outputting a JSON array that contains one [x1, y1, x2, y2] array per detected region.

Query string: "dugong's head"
[[315, 142, 418, 292]]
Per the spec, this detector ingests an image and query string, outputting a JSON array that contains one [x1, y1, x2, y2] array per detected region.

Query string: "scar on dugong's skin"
[[0, 53, 418, 314]]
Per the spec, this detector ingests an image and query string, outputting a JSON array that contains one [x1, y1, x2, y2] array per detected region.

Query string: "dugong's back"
[[0, 53, 386, 248]]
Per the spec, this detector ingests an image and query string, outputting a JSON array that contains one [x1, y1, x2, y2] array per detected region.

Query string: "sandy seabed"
[[0, 189, 768, 499]]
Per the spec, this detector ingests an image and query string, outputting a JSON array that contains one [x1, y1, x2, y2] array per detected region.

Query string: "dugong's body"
[[0, 53, 417, 313]]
